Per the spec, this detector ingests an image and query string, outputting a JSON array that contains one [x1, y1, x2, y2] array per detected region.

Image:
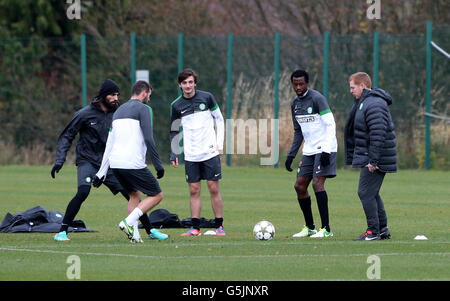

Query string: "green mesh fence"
[[0, 37, 81, 154], [0, 26, 448, 168], [86, 36, 131, 102], [135, 35, 179, 160], [427, 24, 450, 169]]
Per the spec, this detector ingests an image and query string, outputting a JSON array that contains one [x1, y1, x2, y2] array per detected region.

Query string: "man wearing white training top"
[[93, 80, 168, 243], [170, 68, 225, 236], [285, 69, 338, 239]]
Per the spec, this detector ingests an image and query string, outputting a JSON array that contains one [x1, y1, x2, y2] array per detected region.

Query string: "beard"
[[142, 94, 150, 105], [102, 98, 119, 110]]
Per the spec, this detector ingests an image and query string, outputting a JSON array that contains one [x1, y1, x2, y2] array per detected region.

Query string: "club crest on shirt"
[[199, 103, 206, 111], [307, 107, 313, 114]]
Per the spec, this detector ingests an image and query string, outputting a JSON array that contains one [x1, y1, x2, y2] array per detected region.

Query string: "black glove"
[[285, 156, 294, 172], [92, 175, 105, 188], [156, 169, 165, 179], [320, 152, 331, 167], [50, 163, 63, 178]]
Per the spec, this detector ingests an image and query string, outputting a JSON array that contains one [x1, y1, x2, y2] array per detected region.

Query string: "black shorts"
[[296, 152, 337, 178], [111, 168, 162, 196], [77, 161, 123, 194], [185, 155, 222, 183]]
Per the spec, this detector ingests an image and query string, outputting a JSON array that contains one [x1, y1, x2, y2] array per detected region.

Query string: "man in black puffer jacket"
[[345, 72, 396, 241]]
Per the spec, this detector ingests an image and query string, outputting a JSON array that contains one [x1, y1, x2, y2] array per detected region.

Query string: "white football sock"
[[125, 207, 143, 226]]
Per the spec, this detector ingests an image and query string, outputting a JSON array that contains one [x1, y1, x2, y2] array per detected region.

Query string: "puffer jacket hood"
[[367, 88, 393, 106], [344, 87, 397, 173]]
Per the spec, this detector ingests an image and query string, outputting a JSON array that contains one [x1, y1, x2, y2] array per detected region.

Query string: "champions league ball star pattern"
[[253, 221, 275, 240]]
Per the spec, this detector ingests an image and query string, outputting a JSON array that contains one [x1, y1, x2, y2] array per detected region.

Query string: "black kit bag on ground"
[[146, 209, 182, 229], [179, 217, 217, 228], [0, 206, 96, 233]]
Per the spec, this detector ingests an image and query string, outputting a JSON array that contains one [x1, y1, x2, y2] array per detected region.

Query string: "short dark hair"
[[290, 69, 309, 83], [178, 68, 198, 84], [132, 80, 152, 96]]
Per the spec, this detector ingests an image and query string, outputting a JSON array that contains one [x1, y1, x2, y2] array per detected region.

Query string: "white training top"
[[170, 90, 224, 162]]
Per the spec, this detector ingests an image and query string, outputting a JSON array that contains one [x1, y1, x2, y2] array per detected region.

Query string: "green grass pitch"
[[0, 165, 449, 281]]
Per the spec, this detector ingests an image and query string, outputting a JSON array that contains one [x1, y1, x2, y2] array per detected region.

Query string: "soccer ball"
[[253, 220, 275, 240]]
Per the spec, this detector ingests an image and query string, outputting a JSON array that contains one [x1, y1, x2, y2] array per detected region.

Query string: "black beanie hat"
[[95, 79, 120, 100]]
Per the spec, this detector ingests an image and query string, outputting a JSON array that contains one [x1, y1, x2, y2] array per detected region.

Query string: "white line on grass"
[[0, 247, 449, 260], [1, 240, 449, 249]]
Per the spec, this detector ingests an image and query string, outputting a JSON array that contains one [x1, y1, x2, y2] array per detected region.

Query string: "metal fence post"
[[323, 32, 329, 99], [274, 33, 280, 168], [425, 21, 432, 170], [177, 33, 184, 163], [178, 34, 184, 77], [80, 34, 87, 107], [226, 33, 233, 166], [373, 32, 379, 88], [130, 33, 136, 88]]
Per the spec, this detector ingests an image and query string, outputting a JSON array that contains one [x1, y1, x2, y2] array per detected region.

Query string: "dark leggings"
[[60, 185, 91, 232], [59, 186, 153, 234]]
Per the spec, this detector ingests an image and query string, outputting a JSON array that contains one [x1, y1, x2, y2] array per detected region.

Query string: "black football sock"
[[59, 185, 90, 232], [191, 218, 200, 230], [59, 223, 69, 233], [298, 196, 315, 230], [315, 191, 330, 232], [215, 217, 223, 228], [139, 214, 152, 235]]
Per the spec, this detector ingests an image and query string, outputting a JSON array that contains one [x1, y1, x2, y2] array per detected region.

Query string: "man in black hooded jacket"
[[50, 79, 153, 241], [345, 72, 396, 241]]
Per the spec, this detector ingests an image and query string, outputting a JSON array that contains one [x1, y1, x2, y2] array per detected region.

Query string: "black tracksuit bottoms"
[[357, 167, 388, 234]]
